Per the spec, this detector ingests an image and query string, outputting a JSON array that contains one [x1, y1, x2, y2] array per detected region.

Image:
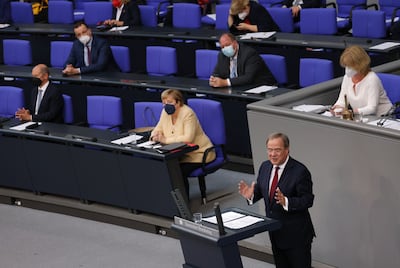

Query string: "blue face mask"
[[164, 104, 176, 115], [222, 45, 235, 58]]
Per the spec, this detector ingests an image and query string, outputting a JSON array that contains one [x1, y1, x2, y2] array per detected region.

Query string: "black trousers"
[[271, 239, 312, 268], [180, 162, 202, 198]]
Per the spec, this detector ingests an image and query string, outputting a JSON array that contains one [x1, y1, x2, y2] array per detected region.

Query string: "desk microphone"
[[214, 202, 226, 236], [377, 101, 400, 126]]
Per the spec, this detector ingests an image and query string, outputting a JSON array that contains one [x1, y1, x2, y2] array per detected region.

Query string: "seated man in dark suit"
[[15, 64, 64, 123], [62, 21, 114, 76], [282, 0, 321, 22], [209, 32, 277, 88], [103, 0, 142, 27]]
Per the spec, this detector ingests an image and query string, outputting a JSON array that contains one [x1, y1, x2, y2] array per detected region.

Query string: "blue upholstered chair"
[[111, 46, 131, 73], [327, 0, 367, 31], [351, 10, 387, 38], [299, 58, 334, 88], [3, 39, 32, 66], [87, 96, 123, 132], [187, 98, 228, 204], [62, 94, 74, 124], [267, 7, 295, 33], [377, 73, 400, 118], [48, 1, 74, 24], [74, 0, 95, 21], [0, 86, 24, 118], [300, 8, 338, 35], [134, 102, 163, 129], [378, 0, 400, 29], [195, 49, 219, 80], [146, 46, 177, 76], [146, 0, 171, 24], [50, 41, 73, 69], [173, 3, 202, 29], [83, 2, 112, 26], [260, 0, 284, 8], [260, 54, 288, 86], [215, 4, 230, 30], [138, 5, 157, 27], [10, 2, 34, 24]]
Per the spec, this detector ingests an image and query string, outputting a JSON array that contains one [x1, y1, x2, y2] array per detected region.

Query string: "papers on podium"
[[203, 211, 264, 229]]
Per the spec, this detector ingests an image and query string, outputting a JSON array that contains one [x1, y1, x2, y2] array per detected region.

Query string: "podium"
[[171, 208, 281, 268]]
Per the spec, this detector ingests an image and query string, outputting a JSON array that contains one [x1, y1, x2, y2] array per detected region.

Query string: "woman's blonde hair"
[[230, 0, 249, 15], [161, 89, 184, 107], [340, 45, 371, 76]]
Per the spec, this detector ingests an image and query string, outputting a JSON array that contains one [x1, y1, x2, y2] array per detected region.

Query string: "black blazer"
[[31, 83, 64, 123], [112, 1, 141, 27], [65, 35, 115, 74], [212, 43, 277, 87], [253, 157, 315, 249], [230, 1, 280, 35], [282, 0, 321, 8]]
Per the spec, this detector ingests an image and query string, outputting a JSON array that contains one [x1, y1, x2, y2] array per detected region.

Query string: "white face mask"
[[78, 35, 91, 45], [345, 67, 357, 78], [238, 11, 248, 20]]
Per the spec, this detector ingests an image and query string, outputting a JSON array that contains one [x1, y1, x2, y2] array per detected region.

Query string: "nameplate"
[[174, 216, 220, 238]]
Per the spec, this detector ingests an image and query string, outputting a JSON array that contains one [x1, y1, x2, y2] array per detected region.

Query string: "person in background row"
[[282, 0, 321, 22], [229, 0, 279, 35], [239, 132, 315, 268], [15, 64, 64, 123], [103, 0, 142, 28], [0, 0, 11, 24], [209, 32, 277, 87], [63, 21, 115, 76], [150, 89, 215, 199], [331, 45, 392, 117]]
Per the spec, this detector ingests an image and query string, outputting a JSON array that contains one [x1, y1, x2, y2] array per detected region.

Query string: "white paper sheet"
[[240, 31, 276, 40], [9, 122, 38, 131], [292, 104, 329, 113], [109, 26, 129, 32], [368, 119, 400, 130], [245, 85, 278, 94], [369, 42, 400, 50], [111, 134, 143, 145], [203, 211, 264, 229], [0, 24, 10, 29]]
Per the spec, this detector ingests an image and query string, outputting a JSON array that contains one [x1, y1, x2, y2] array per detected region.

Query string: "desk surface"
[[2, 23, 400, 53]]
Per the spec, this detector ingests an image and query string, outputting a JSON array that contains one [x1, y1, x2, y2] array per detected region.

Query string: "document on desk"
[[203, 211, 264, 229], [368, 119, 400, 130], [109, 26, 129, 32], [292, 104, 329, 114], [369, 42, 400, 50], [240, 31, 276, 40], [111, 134, 143, 145], [245, 85, 277, 94], [9, 122, 38, 131], [0, 24, 10, 29]]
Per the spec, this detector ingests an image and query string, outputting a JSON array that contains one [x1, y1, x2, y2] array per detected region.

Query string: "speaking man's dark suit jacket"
[[212, 43, 277, 87], [253, 157, 315, 249], [282, 0, 321, 8], [230, 1, 280, 35], [112, 1, 141, 27], [30, 83, 64, 123], [65, 36, 114, 74]]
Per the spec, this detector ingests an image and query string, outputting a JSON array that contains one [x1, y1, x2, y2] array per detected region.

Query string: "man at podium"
[[239, 132, 315, 268]]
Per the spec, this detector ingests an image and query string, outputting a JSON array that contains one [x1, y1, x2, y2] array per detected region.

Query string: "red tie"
[[269, 166, 279, 201]]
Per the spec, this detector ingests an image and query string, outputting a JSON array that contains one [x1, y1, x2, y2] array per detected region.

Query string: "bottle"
[[342, 94, 353, 120]]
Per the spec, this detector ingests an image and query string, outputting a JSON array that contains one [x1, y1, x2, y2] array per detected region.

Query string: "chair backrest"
[[172, 3, 201, 29], [335, 0, 367, 18], [48, 1, 74, 24], [87, 95, 123, 131], [260, 54, 288, 85], [62, 94, 74, 124], [352, 10, 387, 38], [259, 0, 283, 8], [215, 4, 230, 30], [146, 46, 177, 76], [379, 0, 400, 21], [3, 39, 32, 66], [83, 2, 112, 26], [134, 102, 163, 128], [110, 46, 131, 73], [187, 98, 226, 147], [299, 58, 334, 88], [0, 86, 24, 118], [10, 2, 34, 24], [195, 49, 219, 80], [376, 73, 400, 105], [267, 7, 295, 33], [300, 8, 337, 35], [50, 41, 73, 69], [138, 5, 157, 27]]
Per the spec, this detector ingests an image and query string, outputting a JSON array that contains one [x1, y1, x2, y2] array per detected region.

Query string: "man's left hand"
[[275, 187, 286, 206]]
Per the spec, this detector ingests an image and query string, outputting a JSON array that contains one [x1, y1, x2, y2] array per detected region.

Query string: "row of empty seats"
[[1, 38, 336, 88]]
